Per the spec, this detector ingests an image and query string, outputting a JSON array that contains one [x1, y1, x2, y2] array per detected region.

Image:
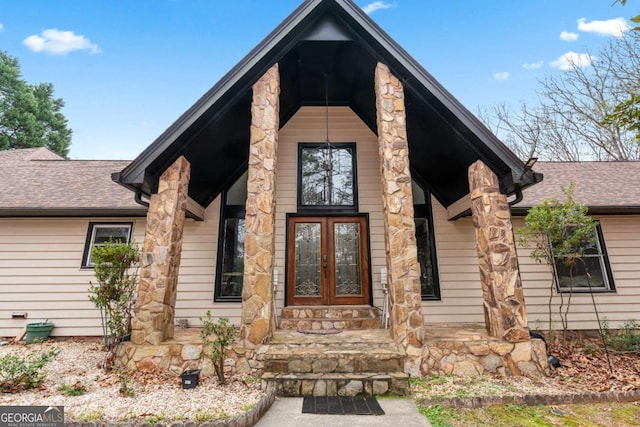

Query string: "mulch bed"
[[548, 336, 640, 392]]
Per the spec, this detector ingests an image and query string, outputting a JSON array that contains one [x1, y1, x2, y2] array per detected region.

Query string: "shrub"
[[88, 241, 140, 355], [200, 311, 236, 384], [602, 319, 640, 352], [0, 347, 59, 392]]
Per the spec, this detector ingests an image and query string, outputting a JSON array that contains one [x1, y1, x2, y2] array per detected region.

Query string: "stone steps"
[[261, 372, 410, 397], [260, 329, 408, 396], [279, 305, 383, 331]]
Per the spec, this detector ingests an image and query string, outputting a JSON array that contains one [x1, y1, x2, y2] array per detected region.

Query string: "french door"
[[287, 216, 370, 305]]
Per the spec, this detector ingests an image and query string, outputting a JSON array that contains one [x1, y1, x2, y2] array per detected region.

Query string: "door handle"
[[322, 255, 327, 278]]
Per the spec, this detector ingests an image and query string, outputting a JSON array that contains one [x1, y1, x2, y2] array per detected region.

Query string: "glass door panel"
[[287, 216, 369, 306]]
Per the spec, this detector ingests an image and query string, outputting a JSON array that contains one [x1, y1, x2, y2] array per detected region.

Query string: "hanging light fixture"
[[323, 73, 333, 204]]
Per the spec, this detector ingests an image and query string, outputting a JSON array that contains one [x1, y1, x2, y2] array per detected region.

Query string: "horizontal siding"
[[0, 217, 145, 337], [515, 215, 640, 330], [423, 200, 485, 325]]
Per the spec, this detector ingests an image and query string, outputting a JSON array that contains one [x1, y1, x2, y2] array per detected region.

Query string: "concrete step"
[[261, 372, 410, 397], [279, 305, 382, 331]]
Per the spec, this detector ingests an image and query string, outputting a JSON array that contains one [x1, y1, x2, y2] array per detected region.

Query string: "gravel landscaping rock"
[[0, 338, 264, 423]]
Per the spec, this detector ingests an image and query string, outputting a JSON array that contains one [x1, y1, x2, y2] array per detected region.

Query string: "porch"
[[117, 306, 549, 397]]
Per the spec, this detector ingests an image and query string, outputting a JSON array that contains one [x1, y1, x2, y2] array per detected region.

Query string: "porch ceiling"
[[114, 0, 541, 210]]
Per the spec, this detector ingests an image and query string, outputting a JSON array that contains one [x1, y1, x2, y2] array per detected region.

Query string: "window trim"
[[81, 222, 133, 268], [297, 142, 358, 213], [554, 223, 616, 293], [413, 185, 441, 301], [214, 186, 246, 303]]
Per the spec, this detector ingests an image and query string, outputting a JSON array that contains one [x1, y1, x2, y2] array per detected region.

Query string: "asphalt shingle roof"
[[517, 161, 640, 212], [0, 148, 144, 215]]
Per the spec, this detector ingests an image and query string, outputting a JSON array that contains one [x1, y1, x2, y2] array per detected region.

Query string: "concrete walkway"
[[254, 397, 431, 427]]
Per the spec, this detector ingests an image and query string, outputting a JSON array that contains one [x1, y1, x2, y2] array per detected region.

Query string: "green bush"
[[200, 311, 236, 384], [88, 241, 140, 350], [602, 319, 640, 352], [0, 347, 59, 392]]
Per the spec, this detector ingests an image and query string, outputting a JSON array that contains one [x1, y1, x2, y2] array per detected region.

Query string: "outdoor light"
[[524, 157, 538, 170]]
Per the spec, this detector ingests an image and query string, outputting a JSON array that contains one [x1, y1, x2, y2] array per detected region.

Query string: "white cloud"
[[23, 29, 100, 55], [362, 1, 393, 15], [522, 61, 543, 69], [493, 72, 510, 81], [0, 23, 4, 32], [550, 51, 596, 70], [137, 120, 148, 127], [559, 30, 579, 41], [577, 17, 630, 37]]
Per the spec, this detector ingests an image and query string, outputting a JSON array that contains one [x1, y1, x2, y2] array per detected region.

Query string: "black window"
[[554, 223, 615, 292], [412, 180, 440, 300], [298, 143, 357, 212], [215, 171, 247, 301], [81, 222, 133, 268]]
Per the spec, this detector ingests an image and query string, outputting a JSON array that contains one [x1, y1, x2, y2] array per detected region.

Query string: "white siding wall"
[[425, 200, 485, 325], [515, 215, 640, 330], [0, 217, 146, 337]]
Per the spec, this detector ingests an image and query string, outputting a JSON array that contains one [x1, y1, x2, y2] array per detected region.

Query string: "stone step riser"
[[281, 307, 379, 319], [279, 318, 383, 331], [261, 373, 410, 397], [263, 357, 403, 374]]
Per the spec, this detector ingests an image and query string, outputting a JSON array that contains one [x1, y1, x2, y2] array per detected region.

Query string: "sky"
[[0, 1, 635, 160]]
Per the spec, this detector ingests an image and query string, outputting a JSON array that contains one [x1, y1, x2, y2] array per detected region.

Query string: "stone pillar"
[[240, 64, 280, 348], [468, 160, 529, 343], [132, 156, 190, 346], [374, 62, 424, 374]]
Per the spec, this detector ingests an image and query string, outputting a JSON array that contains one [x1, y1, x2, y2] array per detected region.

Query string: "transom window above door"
[[298, 143, 357, 212]]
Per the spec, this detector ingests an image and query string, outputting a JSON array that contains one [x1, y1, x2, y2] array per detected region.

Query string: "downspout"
[[134, 191, 150, 208], [508, 186, 523, 207]]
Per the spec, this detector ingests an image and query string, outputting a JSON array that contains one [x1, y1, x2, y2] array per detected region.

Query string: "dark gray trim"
[[81, 221, 134, 268], [0, 208, 147, 218], [512, 205, 640, 216]]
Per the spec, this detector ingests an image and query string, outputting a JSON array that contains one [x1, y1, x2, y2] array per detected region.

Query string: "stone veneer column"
[[374, 62, 424, 373], [240, 64, 280, 348], [469, 160, 529, 343], [132, 156, 190, 346]]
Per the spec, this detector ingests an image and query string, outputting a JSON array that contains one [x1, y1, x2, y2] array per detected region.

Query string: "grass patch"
[[57, 381, 87, 396], [418, 405, 457, 427]]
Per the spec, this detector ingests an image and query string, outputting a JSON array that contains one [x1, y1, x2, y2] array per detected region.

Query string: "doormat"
[[297, 329, 342, 335], [301, 396, 385, 415]]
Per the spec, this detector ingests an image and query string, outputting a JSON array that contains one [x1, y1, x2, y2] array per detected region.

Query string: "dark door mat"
[[302, 396, 385, 415]]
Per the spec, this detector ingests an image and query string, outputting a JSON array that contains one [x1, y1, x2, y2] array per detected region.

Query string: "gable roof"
[[514, 161, 640, 215], [0, 148, 145, 217], [114, 0, 541, 210]]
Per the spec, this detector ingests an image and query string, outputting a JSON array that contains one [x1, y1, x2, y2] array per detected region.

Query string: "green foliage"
[[200, 311, 236, 385], [88, 241, 140, 352], [0, 347, 59, 392], [418, 405, 456, 427], [58, 381, 87, 396], [518, 183, 597, 267], [0, 51, 72, 157], [117, 368, 134, 397], [602, 318, 640, 352], [518, 183, 597, 340], [602, 93, 640, 142]]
